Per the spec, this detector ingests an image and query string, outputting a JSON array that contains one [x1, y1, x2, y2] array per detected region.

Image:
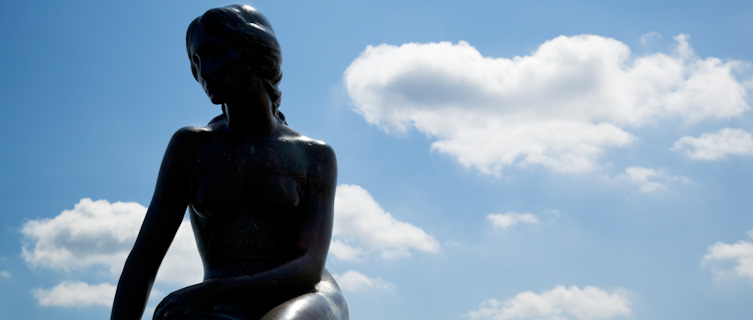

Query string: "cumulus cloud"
[[672, 128, 753, 160], [616, 166, 689, 193], [344, 34, 751, 176], [702, 229, 753, 284], [465, 285, 631, 320], [487, 212, 539, 231], [24, 192, 438, 307], [332, 184, 440, 261], [32, 281, 116, 307], [21, 198, 202, 307], [21, 198, 145, 274], [332, 270, 395, 293], [155, 222, 204, 286]]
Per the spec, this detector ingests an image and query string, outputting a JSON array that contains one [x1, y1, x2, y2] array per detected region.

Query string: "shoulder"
[[303, 138, 336, 164], [280, 127, 336, 164], [164, 125, 215, 157], [277, 127, 337, 181], [170, 125, 216, 143], [302, 138, 337, 188]]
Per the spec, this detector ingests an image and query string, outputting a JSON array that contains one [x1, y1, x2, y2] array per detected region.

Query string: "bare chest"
[[192, 141, 307, 215]]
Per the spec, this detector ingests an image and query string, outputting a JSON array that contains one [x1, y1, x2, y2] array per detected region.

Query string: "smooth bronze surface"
[[111, 5, 347, 320]]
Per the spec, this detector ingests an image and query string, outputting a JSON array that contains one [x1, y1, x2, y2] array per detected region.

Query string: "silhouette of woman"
[[111, 5, 347, 320]]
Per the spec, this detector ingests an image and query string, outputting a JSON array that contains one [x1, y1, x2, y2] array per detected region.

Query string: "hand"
[[153, 282, 214, 320]]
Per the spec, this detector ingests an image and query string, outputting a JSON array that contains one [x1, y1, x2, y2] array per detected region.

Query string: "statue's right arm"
[[111, 128, 196, 320]]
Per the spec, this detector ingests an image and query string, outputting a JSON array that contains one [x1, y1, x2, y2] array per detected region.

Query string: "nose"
[[198, 57, 224, 83]]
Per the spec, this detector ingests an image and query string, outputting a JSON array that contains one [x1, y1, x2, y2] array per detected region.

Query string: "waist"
[[203, 254, 293, 280], [204, 285, 318, 318]]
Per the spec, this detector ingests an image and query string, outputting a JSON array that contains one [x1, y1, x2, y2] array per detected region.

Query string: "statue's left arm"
[[112, 128, 196, 320]]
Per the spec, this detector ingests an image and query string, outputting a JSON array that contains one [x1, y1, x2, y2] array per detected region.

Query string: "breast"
[[189, 201, 302, 278], [187, 134, 310, 276], [189, 168, 306, 276], [193, 160, 304, 218]]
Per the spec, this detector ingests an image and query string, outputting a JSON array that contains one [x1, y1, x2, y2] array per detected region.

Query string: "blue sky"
[[2, 0, 752, 319]]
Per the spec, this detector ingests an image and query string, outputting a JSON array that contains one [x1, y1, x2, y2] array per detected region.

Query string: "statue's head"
[[187, 5, 284, 122]]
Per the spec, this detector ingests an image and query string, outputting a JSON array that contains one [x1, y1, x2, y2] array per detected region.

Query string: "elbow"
[[119, 249, 160, 286], [300, 262, 324, 287], [296, 253, 325, 288], [309, 268, 323, 285]]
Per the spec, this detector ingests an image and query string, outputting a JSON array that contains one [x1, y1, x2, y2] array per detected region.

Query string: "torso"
[[182, 122, 318, 280]]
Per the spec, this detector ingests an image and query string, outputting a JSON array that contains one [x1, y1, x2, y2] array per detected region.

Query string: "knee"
[[260, 269, 348, 320], [261, 294, 345, 320]]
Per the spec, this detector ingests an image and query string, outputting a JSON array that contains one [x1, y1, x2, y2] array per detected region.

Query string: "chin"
[[209, 95, 224, 105]]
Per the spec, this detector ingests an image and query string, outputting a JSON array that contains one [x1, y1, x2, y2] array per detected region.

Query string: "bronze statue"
[[111, 5, 347, 320]]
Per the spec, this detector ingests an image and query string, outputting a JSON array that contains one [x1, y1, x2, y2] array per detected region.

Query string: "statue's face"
[[188, 30, 260, 105]]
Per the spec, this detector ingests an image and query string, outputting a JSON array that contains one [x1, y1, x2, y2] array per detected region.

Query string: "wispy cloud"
[[329, 240, 368, 262], [345, 34, 750, 176], [616, 166, 689, 193], [673, 128, 753, 160], [466, 285, 631, 320], [639, 31, 663, 46], [332, 184, 440, 261], [487, 212, 539, 231], [332, 270, 395, 293]]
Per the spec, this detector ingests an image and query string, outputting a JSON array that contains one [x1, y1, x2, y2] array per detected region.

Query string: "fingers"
[[154, 295, 182, 320]]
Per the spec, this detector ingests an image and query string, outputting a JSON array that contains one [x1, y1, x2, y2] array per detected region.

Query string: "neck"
[[222, 99, 280, 139]]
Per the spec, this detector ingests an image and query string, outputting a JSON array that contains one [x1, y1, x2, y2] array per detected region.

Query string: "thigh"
[[184, 311, 249, 320], [260, 269, 348, 320]]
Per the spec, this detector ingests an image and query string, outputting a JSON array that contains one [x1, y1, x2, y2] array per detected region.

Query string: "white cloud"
[[155, 222, 204, 286], [21, 198, 145, 274], [23, 193, 437, 307], [329, 240, 367, 262], [344, 34, 751, 176], [332, 184, 440, 261], [616, 166, 689, 193], [22, 199, 202, 307], [0, 270, 9, 279], [332, 270, 395, 293], [487, 212, 539, 231], [640, 32, 662, 46], [702, 229, 753, 284], [32, 281, 116, 307], [672, 128, 753, 160], [466, 285, 631, 320]]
